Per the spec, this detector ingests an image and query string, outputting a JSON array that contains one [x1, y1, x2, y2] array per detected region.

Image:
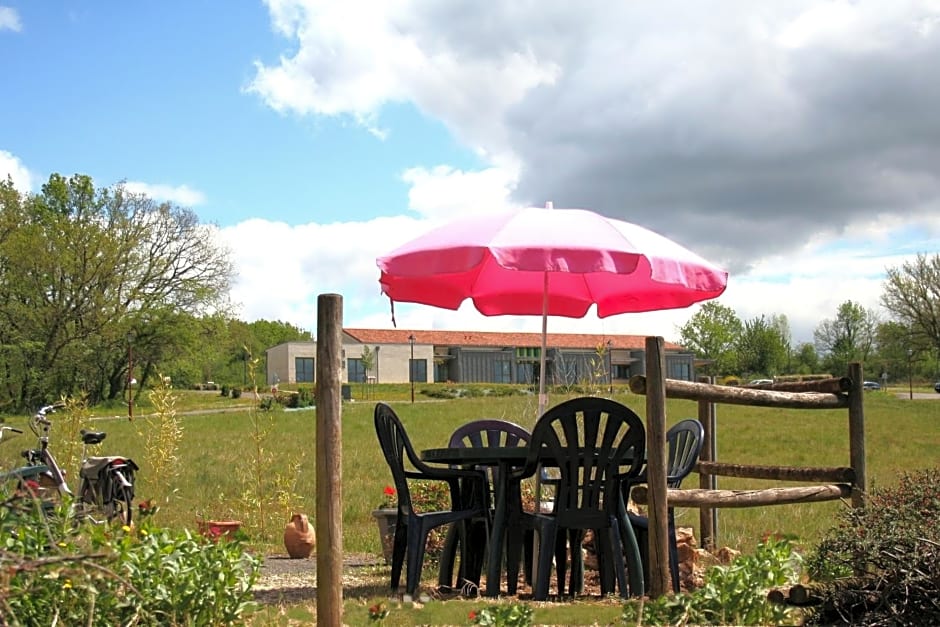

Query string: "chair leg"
[[667, 510, 680, 593], [533, 526, 557, 601], [607, 522, 629, 598], [437, 524, 459, 589], [390, 517, 408, 591], [405, 522, 427, 595], [566, 529, 585, 595], [505, 523, 524, 595]]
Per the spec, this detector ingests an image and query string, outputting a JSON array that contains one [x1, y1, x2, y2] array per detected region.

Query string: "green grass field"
[[1, 384, 938, 624], [3, 384, 935, 554]]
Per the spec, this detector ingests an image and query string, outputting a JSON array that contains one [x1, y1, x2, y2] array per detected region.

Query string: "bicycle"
[[14, 403, 139, 525]]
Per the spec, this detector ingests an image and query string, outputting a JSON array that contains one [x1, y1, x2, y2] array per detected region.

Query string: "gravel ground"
[[254, 553, 386, 605]]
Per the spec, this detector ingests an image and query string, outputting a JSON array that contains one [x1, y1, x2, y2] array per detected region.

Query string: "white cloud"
[[251, 1, 940, 274], [250, 0, 559, 147], [122, 181, 207, 207], [0, 6, 22, 32], [0, 150, 32, 191], [234, 1, 940, 344], [402, 163, 521, 220]]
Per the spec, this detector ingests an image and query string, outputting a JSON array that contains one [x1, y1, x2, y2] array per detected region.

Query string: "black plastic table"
[[422, 446, 646, 597], [421, 446, 530, 597]]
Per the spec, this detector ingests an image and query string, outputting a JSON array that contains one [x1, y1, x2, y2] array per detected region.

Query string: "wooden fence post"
[[847, 362, 866, 508], [697, 376, 717, 551], [316, 294, 343, 626], [645, 336, 671, 597]]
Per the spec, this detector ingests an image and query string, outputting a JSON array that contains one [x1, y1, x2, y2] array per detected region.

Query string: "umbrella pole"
[[538, 272, 548, 418]]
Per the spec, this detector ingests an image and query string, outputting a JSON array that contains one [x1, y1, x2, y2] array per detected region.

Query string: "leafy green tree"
[[813, 301, 878, 376], [881, 253, 940, 370], [736, 315, 789, 377], [0, 174, 232, 409], [678, 302, 742, 375], [791, 342, 821, 375]]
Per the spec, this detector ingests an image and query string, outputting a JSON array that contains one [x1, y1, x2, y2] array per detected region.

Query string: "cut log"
[[631, 484, 852, 508], [767, 587, 788, 605], [628, 376, 849, 409], [744, 377, 852, 394], [696, 461, 856, 484], [789, 577, 876, 606]]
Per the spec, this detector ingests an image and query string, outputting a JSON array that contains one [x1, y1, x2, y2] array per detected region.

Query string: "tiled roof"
[[343, 328, 684, 351]]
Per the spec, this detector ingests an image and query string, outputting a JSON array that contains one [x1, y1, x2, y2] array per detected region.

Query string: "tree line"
[[679, 253, 940, 384], [3, 174, 938, 410], [0, 174, 309, 412]]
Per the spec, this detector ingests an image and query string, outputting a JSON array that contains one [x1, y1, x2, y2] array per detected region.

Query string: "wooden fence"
[[634, 337, 865, 597]]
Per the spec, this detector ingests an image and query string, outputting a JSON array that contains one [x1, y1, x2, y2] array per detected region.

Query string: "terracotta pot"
[[283, 512, 316, 559], [197, 519, 242, 542], [372, 509, 397, 564]]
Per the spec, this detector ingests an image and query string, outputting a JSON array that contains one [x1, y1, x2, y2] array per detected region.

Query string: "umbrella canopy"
[[377, 207, 728, 414]]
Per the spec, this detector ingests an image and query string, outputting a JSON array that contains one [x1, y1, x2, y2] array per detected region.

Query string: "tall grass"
[[1, 387, 937, 556]]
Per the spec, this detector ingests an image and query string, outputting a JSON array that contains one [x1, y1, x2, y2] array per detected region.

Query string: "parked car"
[[934, 381, 940, 393], [862, 380, 881, 391]]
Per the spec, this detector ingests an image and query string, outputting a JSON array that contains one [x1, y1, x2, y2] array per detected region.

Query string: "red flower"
[[384, 486, 395, 497], [468, 610, 477, 621]]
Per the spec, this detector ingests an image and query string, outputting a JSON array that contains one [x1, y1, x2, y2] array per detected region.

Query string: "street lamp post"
[[607, 339, 613, 395], [126, 331, 134, 420], [908, 348, 914, 400], [408, 334, 416, 403]]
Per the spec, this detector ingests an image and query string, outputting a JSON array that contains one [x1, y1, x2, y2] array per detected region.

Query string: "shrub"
[[220, 384, 230, 397], [297, 386, 314, 407], [621, 538, 799, 626], [0, 492, 259, 626], [469, 602, 534, 626], [805, 467, 940, 625], [231, 387, 242, 399]]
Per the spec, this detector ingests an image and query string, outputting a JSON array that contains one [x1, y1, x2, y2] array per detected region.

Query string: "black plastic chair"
[[437, 419, 532, 591], [624, 418, 704, 593], [513, 397, 646, 600], [373, 403, 488, 595]]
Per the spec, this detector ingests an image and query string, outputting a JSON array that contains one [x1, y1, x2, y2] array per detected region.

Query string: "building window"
[[434, 361, 449, 383], [295, 357, 314, 383], [516, 362, 535, 384], [348, 358, 366, 383], [410, 359, 427, 383], [614, 364, 631, 380], [667, 359, 691, 381], [494, 360, 511, 383]]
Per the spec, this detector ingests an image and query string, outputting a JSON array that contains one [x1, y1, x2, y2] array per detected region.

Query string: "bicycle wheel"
[[105, 474, 133, 526]]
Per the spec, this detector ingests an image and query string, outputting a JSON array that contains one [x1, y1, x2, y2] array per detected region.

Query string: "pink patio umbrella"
[[376, 206, 728, 416]]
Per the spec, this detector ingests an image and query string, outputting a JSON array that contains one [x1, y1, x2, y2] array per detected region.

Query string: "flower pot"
[[197, 519, 242, 542], [371, 508, 398, 564], [283, 512, 316, 559]]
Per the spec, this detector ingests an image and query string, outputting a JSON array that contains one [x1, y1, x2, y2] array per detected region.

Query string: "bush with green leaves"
[[469, 602, 534, 626], [0, 491, 259, 626], [805, 467, 940, 626], [621, 537, 800, 626]]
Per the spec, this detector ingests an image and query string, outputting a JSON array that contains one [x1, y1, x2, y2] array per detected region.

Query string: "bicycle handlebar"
[[30, 403, 65, 436]]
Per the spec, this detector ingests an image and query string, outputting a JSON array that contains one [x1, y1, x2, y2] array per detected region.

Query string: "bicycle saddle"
[[80, 430, 107, 445]]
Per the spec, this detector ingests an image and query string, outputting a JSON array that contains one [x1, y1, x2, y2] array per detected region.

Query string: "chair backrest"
[[525, 397, 645, 529], [448, 419, 530, 450], [448, 419, 531, 502], [374, 402, 434, 514], [665, 419, 704, 488]]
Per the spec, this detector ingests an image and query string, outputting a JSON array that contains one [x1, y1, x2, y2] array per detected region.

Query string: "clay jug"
[[283, 512, 316, 559]]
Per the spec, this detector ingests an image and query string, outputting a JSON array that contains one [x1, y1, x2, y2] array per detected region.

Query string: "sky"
[[2, 1, 939, 346]]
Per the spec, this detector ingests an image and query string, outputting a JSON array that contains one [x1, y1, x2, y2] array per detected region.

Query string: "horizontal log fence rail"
[[695, 461, 856, 483], [628, 375, 851, 409], [634, 350, 866, 599], [631, 483, 853, 508]]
